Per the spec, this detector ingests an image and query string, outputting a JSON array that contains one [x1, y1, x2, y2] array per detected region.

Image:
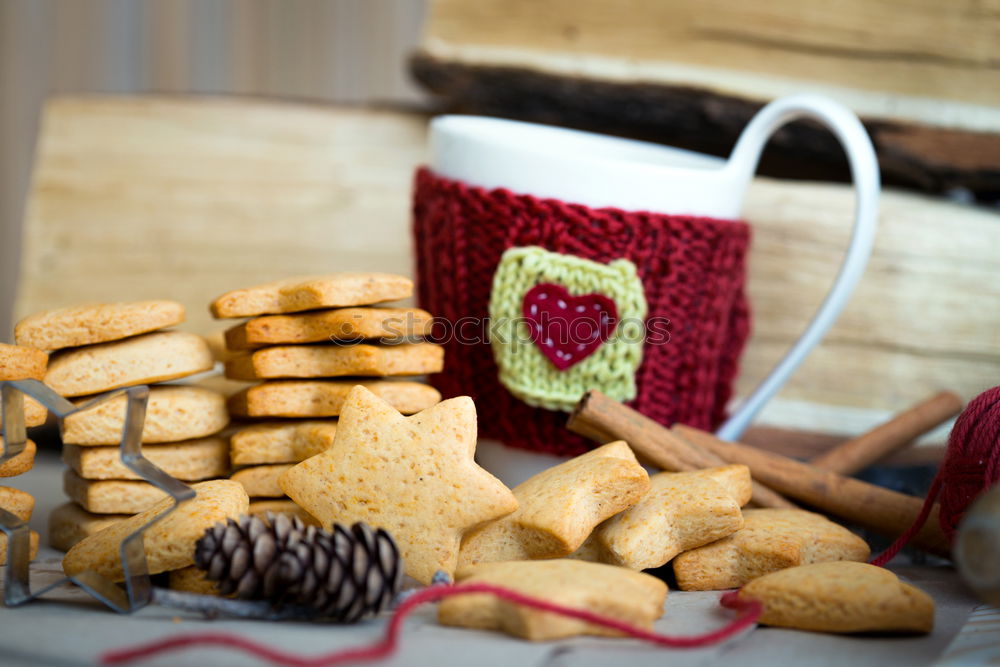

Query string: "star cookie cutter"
[[1, 379, 194, 612]]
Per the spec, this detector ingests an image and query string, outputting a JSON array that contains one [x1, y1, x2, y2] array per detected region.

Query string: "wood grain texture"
[[16, 97, 1000, 431], [410, 55, 1000, 195], [424, 0, 1000, 125], [0, 0, 428, 339], [417, 0, 1000, 195], [738, 182, 1000, 412], [18, 97, 428, 338]]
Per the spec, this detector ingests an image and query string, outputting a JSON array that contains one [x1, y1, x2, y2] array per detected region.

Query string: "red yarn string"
[[101, 583, 762, 666], [869, 476, 943, 567], [871, 386, 1000, 566]]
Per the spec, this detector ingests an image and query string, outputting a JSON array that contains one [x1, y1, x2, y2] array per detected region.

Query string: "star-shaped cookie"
[[279, 385, 518, 584], [572, 465, 751, 570], [673, 508, 870, 590], [458, 440, 649, 568], [439, 559, 667, 641]]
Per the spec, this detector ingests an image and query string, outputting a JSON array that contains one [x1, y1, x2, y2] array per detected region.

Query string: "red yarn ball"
[[873, 386, 1000, 565], [937, 386, 1000, 538]]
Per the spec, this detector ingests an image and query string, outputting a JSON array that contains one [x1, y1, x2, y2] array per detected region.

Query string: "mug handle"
[[715, 94, 880, 441]]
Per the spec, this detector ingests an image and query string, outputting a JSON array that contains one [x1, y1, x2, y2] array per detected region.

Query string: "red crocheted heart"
[[522, 283, 619, 371]]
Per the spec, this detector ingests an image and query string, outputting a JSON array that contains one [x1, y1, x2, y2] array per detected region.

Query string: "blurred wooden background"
[[414, 0, 1000, 196], [5, 0, 1000, 440], [0, 0, 428, 340], [20, 96, 1000, 440]]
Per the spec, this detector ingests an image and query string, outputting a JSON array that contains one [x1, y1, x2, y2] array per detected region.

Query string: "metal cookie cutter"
[[1, 379, 194, 613]]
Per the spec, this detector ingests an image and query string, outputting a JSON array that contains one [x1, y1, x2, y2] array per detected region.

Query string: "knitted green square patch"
[[488, 246, 647, 412]]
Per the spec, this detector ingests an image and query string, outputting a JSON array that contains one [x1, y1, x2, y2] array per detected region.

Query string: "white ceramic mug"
[[429, 94, 880, 484]]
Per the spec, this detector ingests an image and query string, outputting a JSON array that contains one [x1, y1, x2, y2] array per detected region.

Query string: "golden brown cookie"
[[168, 566, 222, 596], [45, 331, 214, 397], [63, 479, 248, 581], [15, 300, 185, 351], [248, 499, 319, 526], [0, 531, 39, 565], [224, 342, 444, 381], [63, 437, 229, 481], [63, 470, 167, 514], [280, 386, 518, 584], [210, 273, 413, 318], [440, 559, 667, 640], [0, 344, 48, 428], [62, 385, 229, 445], [692, 465, 754, 507], [673, 509, 871, 590], [0, 439, 37, 477], [24, 399, 48, 427], [228, 380, 440, 418], [737, 561, 935, 634], [0, 342, 48, 380], [0, 348, 48, 431], [0, 486, 34, 521], [573, 465, 751, 570], [204, 329, 241, 363], [0, 397, 49, 429], [459, 441, 649, 567], [231, 464, 292, 498], [48, 502, 127, 551], [225, 307, 434, 350], [230, 420, 338, 466]]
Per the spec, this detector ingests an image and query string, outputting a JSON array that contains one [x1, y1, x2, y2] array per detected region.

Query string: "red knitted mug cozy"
[[412, 167, 752, 457]]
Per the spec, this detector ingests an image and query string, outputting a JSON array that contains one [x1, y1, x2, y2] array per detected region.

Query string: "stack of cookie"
[[212, 273, 444, 519], [454, 443, 871, 592], [13, 301, 230, 551], [0, 343, 50, 563]]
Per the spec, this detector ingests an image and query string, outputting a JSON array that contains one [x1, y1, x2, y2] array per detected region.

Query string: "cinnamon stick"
[[673, 424, 949, 556], [568, 390, 796, 509], [810, 391, 961, 475]]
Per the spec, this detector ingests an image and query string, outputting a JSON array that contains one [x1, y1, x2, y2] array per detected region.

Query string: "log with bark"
[[413, 0, 1000, 198]]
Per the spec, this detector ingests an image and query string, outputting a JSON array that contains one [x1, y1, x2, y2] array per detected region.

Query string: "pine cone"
[[194, 513, 403, 622]]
